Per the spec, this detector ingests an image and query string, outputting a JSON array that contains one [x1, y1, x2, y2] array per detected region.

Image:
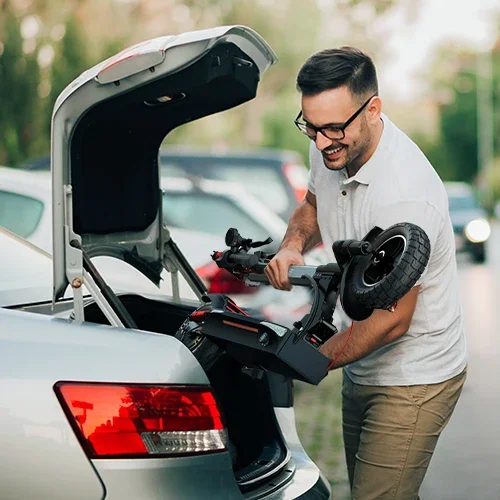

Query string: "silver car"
[[1, 26, 331, 499]]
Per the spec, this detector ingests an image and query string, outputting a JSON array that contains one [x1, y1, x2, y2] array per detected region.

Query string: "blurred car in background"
[[161, 177, 287, 299], [0, 167, 52, 252], [0, 167, 346, 329], [161, 177, 288, 251], [160, 148, 309, 222], [20, 147, 309, 222], [445, 181, 490, 263]]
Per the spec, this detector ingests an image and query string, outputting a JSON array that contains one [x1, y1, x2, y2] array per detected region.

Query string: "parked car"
[[0, 166, 225, 301], [1, 26, 332, 499], [19, 148, 309, 223], [161, 177, 289, 247], [0, 167, 52, 252], [445, 182, 490, 263], [0, 166, 343, 327], [159, 147, 308, 221]]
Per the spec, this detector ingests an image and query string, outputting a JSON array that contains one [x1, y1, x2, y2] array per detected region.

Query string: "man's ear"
[[367, 96, 382, 124]]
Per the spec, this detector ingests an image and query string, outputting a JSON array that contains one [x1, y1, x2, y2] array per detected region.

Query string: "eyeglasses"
[[294, 94, 377, 141]]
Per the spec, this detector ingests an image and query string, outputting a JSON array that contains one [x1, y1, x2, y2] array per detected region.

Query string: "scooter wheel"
[[348, 222, 430, 310], [175, 320, 223, 371]]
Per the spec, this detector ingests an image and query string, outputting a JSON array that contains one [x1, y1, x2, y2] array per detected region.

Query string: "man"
[[264, 47, 467, 499]]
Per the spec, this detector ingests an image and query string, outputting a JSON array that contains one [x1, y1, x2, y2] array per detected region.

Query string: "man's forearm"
[[280, 199, 321, 254], [319, 286, 420, 369]]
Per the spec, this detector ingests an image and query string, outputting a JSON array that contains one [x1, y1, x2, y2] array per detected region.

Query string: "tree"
[[420, 37, 500, 189], [45, 16, 91, 142], [0, 6, 42, 166]]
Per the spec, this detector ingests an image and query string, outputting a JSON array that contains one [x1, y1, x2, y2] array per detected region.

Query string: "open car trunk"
[[82, 294, 294, 492], [49, 26, 303, 494]]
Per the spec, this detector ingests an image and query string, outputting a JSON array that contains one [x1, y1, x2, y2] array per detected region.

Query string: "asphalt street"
[[420, 221, 500, 499]]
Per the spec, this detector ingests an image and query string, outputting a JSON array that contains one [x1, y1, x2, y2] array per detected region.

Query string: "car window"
[[0, 190, 44, 238], [448, 195, 479, 211], [162, 192, 269, 241], [161, 161, 290, 215]]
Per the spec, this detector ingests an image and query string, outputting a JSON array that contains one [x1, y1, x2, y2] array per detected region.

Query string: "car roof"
[[160, 146, 303, 163], [18, 147, 305, 173], [160, 175, 252, 196]]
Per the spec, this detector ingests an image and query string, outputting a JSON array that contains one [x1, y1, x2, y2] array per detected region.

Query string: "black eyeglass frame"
[[294, 94, 378, 141]]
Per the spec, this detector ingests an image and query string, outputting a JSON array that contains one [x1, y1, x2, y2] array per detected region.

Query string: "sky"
[[380, 0, 498, 101]]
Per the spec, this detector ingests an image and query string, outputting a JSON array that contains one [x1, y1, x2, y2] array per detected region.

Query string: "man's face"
[[301, 86, 380, 173]]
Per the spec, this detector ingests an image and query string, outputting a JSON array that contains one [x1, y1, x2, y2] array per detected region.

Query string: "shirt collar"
[[342, 114, 393, 186]]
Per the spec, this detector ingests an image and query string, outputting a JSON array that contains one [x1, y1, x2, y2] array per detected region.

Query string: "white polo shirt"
[[308, 114, 467, 385]]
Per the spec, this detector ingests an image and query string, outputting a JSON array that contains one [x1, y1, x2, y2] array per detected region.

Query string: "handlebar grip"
[[332, 239, 373, 257], [226, 252, 260, 267]]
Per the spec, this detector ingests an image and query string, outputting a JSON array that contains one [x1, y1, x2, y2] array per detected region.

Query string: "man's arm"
[[319, 286, 420, 369], [280, 191, 322, 253], [264, 191, 322, 289]]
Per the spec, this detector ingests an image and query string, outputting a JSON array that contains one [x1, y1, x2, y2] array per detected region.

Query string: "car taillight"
[[196, 261, 258, 295], [282, 162, 308, 203], [54, 383, 227, 459]]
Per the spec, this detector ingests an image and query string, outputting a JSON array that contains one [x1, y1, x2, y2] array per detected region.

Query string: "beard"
[[321, 118, 372, 175]]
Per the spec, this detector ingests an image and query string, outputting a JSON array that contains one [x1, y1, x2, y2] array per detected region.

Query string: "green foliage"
[[0, 9, 42, 166], [423, 41, 500, 190], [0, 0, 458, 171], [46, 17, 91, 140], [412, 132, 456, 181], [438, 70, 480, 183], [260, 95, 311, 165]]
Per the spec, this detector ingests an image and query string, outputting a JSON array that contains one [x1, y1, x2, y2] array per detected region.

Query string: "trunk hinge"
[[161, 225, 208, 304]]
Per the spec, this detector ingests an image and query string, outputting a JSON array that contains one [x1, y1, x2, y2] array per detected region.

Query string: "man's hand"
[[264, 248, 305, 291]]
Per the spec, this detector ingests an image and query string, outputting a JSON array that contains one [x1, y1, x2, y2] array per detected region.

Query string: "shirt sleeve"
[[307, 142, 317, 195], [371, 200, 444, 286]]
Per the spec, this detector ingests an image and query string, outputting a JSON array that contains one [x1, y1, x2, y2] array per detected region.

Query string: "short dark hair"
[[296, 47, 378, 99]]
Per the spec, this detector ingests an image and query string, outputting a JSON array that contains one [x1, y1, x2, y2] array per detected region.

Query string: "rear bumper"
[[93, 453, 243, 499], [92, 407, 331, 500], [256, 407, 331, 500]]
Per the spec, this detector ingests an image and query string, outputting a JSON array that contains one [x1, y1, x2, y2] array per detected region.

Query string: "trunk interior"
[[82, 293, 293, 491]]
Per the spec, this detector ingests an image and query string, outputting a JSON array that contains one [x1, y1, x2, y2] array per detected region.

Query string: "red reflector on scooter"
[[55, 383, 227, 458]]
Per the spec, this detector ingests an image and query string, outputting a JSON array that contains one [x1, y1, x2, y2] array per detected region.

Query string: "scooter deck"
[[201, 310, 331, 385]]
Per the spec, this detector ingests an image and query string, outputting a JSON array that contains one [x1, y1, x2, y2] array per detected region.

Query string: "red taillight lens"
[[282, 162, 308, 203], [197, 261, 258, 295], [55, 383, 227, 458]]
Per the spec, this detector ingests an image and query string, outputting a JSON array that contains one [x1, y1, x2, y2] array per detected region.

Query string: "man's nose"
[[314, 131, 334, 151]]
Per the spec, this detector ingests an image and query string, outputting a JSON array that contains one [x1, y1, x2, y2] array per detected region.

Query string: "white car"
[[1, 26, 332, 500], [0, 167, 52, 252]]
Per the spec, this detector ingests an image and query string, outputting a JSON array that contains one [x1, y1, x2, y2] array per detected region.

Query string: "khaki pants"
[[342, 368, 466, 500]]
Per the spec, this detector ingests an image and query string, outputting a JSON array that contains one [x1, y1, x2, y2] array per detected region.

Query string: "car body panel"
[[0, 227, 53, 307], [51, 26, 277, 300], [0, 306, 331, 499], [0, 307, 218, 500], [93, 455, 242, 499]]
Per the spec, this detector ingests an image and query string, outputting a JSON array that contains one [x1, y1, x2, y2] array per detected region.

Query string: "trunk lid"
[[51, 26, 277, 301]]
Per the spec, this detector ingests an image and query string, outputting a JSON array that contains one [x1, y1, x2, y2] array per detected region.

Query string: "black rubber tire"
[[175, 319, 223, 371], [174, 294, 234, 371], [348, 222, 431, 310]]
